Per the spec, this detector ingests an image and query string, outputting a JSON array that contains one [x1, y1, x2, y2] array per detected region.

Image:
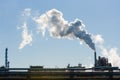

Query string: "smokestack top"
[[6, 48, 8, 51]]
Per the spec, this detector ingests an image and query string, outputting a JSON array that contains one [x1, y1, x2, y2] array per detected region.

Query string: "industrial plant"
[[0, 48, 120, 80]]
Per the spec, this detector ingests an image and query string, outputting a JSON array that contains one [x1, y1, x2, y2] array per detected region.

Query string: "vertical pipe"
[[5, 48, 8, 68], [94, 51, 97, 67]]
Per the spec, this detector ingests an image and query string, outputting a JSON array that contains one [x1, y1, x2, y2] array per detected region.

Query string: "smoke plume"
[[19, 22, 32, 49], [33, 9, 95, 51], [18, 8, 32, 49]]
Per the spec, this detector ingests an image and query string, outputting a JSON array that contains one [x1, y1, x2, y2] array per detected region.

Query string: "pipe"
[[94, 51, 97, 67], [5, 48, 9, 68]]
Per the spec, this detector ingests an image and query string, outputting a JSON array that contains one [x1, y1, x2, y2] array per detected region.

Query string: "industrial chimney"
[[94, 51, 97, 67], [5, 48, 9, 68]]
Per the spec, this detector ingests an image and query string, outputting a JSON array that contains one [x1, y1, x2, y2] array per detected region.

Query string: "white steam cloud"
[[33, 9, 95, 51], [18, 8, 32, 49], [93, 35, 104, 44], [93, 35, 120, 67], [22, 8, 31, 17], [19, 22, 32, 49]]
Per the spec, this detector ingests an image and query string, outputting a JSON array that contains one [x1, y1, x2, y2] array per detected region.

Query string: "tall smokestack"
[[5, 48, 9, 68], [94, 51, 97, 67]]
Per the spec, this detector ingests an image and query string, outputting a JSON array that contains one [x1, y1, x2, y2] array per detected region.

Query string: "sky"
[[0, 0, 120, 68]]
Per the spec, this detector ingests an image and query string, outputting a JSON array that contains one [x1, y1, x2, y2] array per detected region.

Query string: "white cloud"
[[101, 47, 120, 67], [33, 14, 49, 36], [22, 8, 31, 17], [33, 9, 95, 51], [93, 34, 104, 44], [109, 48, 120, 67], [19, 22, 32, 49], [18, 8, 33, 49]]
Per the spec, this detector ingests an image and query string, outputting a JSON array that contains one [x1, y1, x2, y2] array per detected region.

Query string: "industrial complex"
[[0, 48, 120, 80]]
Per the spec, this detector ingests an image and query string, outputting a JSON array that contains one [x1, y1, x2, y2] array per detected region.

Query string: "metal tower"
[[5, 48, 9, 68]]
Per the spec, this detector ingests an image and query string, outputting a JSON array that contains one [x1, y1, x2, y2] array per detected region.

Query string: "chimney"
[[94, 51, 97, 67], [5, 48, 9, 68]]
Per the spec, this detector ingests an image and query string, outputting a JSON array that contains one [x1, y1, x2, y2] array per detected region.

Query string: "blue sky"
[[0, 0, 120, 68]]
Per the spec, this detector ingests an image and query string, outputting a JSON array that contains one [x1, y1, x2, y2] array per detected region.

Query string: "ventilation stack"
[[94, 51, 97, 67], [5, 48, 9, 68]]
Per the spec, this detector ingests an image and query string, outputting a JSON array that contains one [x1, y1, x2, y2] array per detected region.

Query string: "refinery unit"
[[0, 48, 120, 80]]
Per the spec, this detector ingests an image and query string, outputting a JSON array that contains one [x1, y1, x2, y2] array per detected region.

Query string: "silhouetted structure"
[[94, 51, 97, 67], [97, 56, 111, 67], [0, 48, 120, 80], [5, 48, 9, 69]]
